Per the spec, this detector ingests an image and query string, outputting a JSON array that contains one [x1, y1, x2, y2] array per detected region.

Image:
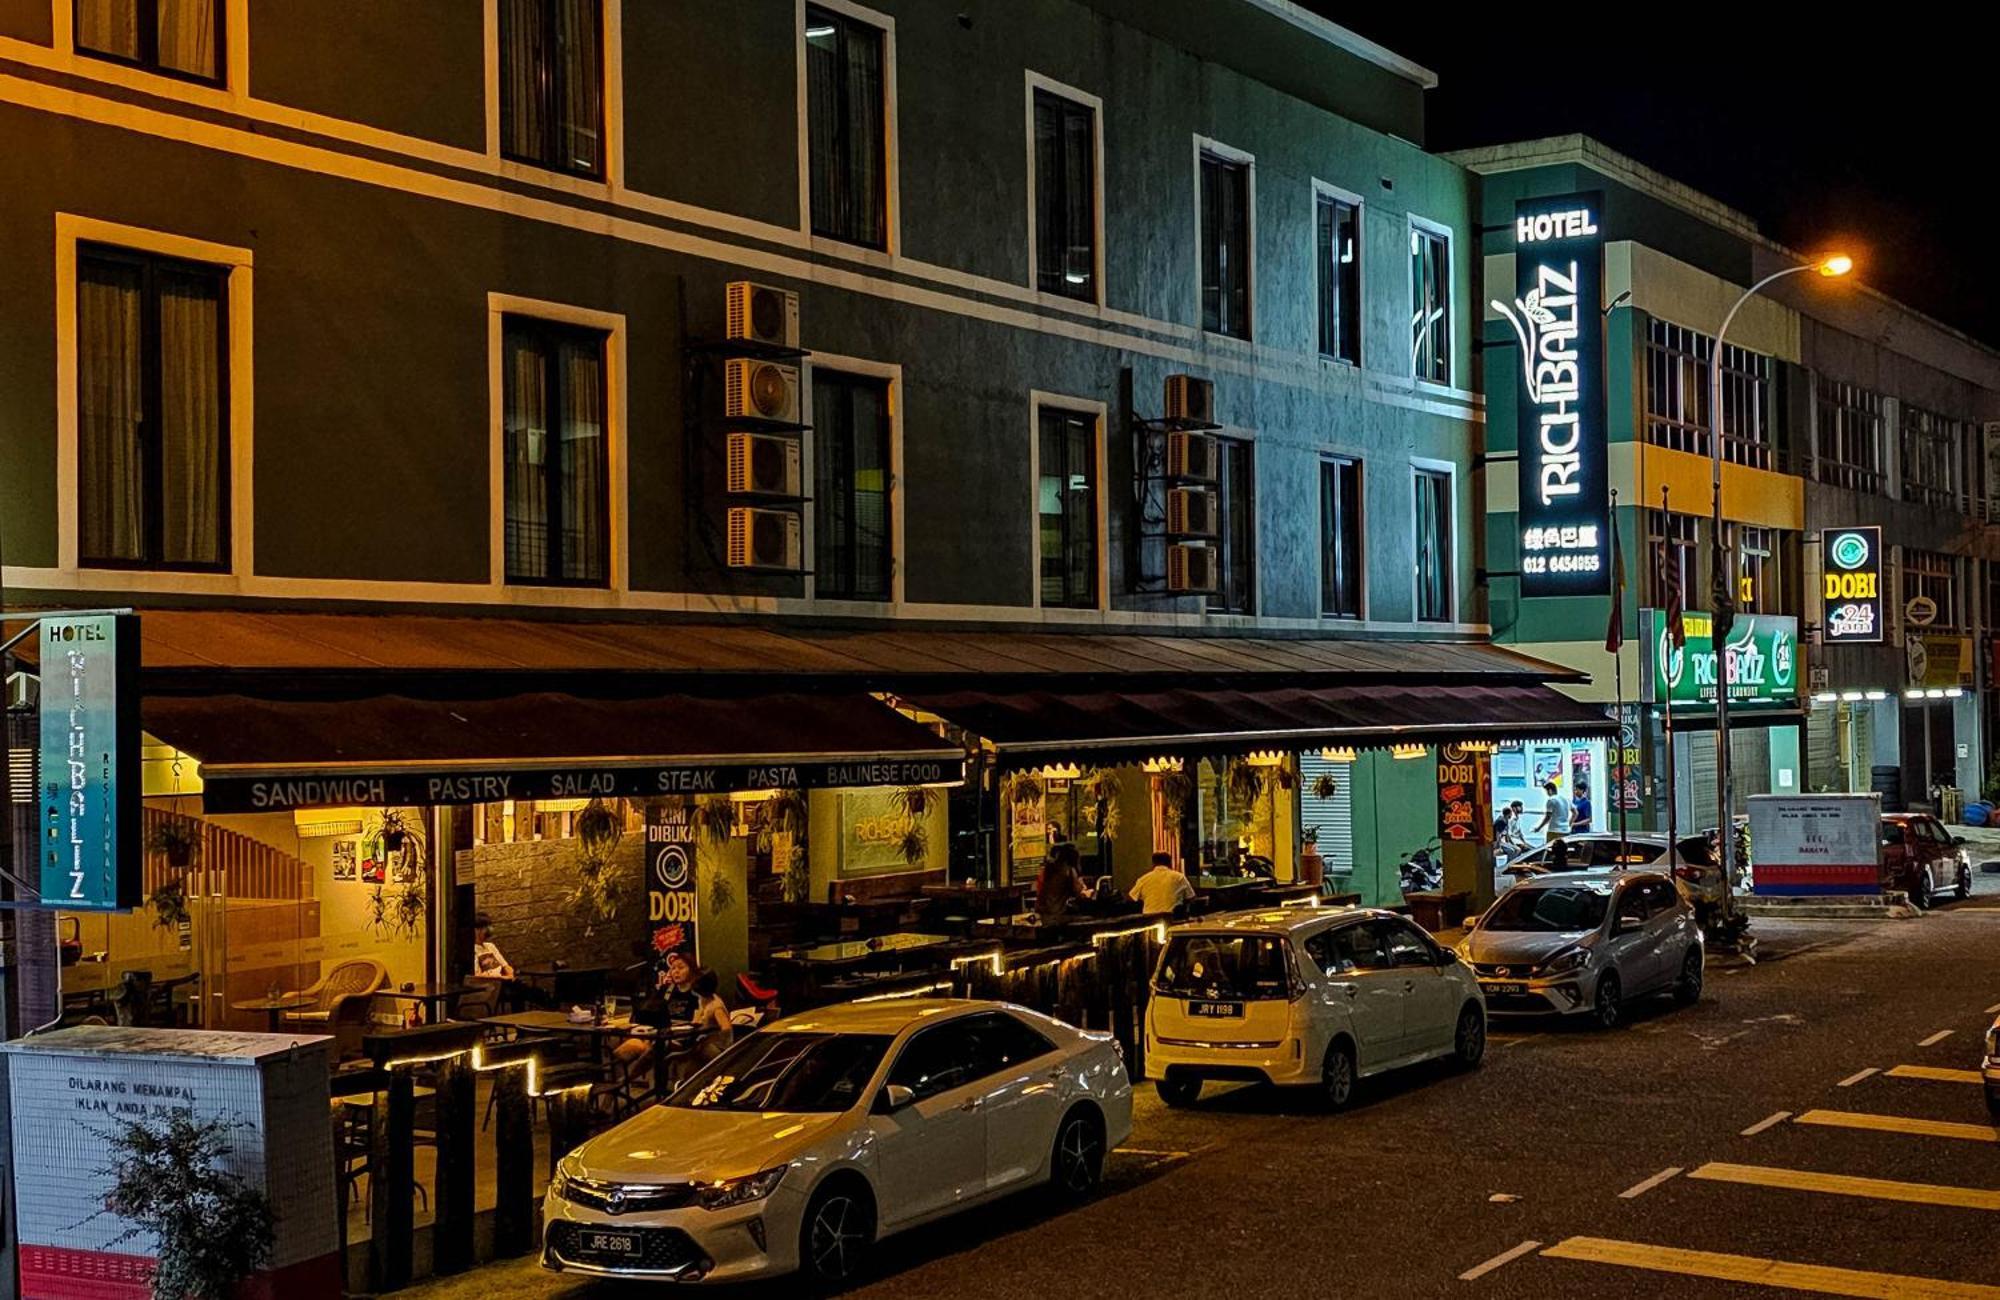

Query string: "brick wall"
[[463, 838, 644, 976]]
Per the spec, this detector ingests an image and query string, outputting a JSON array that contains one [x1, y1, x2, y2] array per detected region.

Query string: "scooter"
[[1399, 842, 1443, 894]]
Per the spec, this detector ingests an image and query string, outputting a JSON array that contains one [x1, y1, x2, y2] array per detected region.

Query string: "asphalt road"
[[403, 889, 2000, 1300]]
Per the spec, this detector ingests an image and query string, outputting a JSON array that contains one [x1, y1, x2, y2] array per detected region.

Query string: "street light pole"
[[1708, 255, 1853, 927]]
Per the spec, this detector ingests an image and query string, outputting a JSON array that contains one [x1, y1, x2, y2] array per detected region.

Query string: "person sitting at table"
[[469, 914, 549, 1010], [1036, 842, 1093, 925], [615, 951, 698, 1074], [1129, 851, 1196, 917], [674, 969, 736, 1085]]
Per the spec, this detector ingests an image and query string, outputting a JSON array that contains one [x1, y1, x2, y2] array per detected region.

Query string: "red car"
[[1880, 813, 1972, 909]]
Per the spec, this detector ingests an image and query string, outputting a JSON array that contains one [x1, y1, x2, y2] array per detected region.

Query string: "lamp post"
[[1708, 253, 1853, 926]]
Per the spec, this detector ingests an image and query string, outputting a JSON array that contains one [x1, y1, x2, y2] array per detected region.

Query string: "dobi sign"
[[1821, 526, 1883, 644], [647, 805, 699, 962]]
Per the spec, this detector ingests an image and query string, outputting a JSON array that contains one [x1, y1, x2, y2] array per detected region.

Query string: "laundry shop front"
[[1642, 609, 1805, 831]]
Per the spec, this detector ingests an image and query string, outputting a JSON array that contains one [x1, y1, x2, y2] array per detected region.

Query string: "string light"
[[1390, 744, 1428, 761], [1140, 756, 1184, 773], [1319, 747, 1358, 764]]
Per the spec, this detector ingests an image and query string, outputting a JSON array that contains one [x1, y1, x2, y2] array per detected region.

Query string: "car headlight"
[[1541, 947, 1592, 975], [696, 1166, 789, 1210], [548, 1158, 577, 1201]]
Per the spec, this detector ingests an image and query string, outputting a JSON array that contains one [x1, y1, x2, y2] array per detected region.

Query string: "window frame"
[[1412, 461, 1455, 624], [1813, 375, 1885, 495], [1193, 136, 1255, 341], [1318, 453, 1365, 619], [1028, 392, 1107, 612], [1023, 71, 1105, 307], [805, 357, 901, 605], [72, 0, 227, 87], [799, 0, 899, 254], [499, 313, 611, 587], [1208, 435, 1256, 616], [495, 0, 607, 180], [1311, 179, 1364, 367], [1406, 215, 1452, 387]]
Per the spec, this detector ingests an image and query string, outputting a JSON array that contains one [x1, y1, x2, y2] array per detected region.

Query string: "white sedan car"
[[1145, 907, 1487, 1109], [541, 998, 1131, 1287]]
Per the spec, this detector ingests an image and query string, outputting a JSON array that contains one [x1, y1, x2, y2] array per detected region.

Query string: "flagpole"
[[1612, 490, 1629, 866], [1661, 484, 1679, 882]]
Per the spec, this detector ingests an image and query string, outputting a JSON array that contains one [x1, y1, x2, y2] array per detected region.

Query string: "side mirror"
[[875, 1084, 915, 1113], [1615, 914, 1645, 935], [1953, 836, 1967, 846], [1438, 947, 1460, 965]]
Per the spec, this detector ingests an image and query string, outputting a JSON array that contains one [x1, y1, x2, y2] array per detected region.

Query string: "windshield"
[[1483, 884, 1611, 933], [1156, 934, 1290, 1000], [669, 1032, 891, 1114], [1527, 839, 1659, 869]]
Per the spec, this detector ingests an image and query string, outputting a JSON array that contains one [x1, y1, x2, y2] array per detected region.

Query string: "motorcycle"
[[1399, 842, 1443, 894]]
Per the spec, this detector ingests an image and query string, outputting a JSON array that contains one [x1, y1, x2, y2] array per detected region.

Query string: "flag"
[[1657, 536, 1686, 648], [1604, 514, 1626, 654]]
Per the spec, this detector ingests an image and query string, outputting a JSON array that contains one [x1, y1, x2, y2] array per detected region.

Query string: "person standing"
[[1128, 851, 1196, 917], [1570, 785, 1593, 834], [1532, 781, 1567, 846], [1036, 842, 1093, 924]]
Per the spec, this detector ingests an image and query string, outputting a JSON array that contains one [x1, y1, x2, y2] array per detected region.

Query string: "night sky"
[[1314, 9, 2000, 350]]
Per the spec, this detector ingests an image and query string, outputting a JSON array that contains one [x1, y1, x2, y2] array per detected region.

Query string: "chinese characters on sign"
[[1820, 526, 1883, 644], [1497, 193, 1609, 597], [646, 805, 700, 964], [1435, 744, 1494, 844], [37, 614, 140, 912]]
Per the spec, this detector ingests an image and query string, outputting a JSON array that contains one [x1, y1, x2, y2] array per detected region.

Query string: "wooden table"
[[372, 983, 476, 1024], [231, 994, 315, 1032], [483, 1010, 698, 1106], [769, 931, 960, 966]]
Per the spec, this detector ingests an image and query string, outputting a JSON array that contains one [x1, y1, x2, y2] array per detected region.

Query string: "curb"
[[1739, 893, 1920, 921]]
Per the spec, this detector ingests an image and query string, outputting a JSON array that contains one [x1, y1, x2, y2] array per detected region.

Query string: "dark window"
[[1902, 549, 1959, 632], [1037, 406, 1098, 609], [1155, 933, 1290, 1000], [812, 370, 892, 602], [499, 0, 603, 178], [1309, 922, 1388, 975], [1379, 920, 1436, 966], [670, 1032, 890, 1113], [1315, 193, 1360, 364], [1414, 467, 1451, 623], [502, 316, 608, 586], [1814, 377, 1884, 494], [806, 5, 887, 249], [1409, 225, 1450, 382], [1647, 510, 1698, 608], [1899, 404, 1968, 512], [1033, 89, 1096, 302], [75, 0, 223, 84], [1209, 438, 1255, 614], [888, 1019, 988, 1101], [76, 244, 228, 570], [1643, 318, 1770, 468], [1199, 151, 1251, 338], [967, 1012, 1057, 1073], [1320, 456, 1362, 618]]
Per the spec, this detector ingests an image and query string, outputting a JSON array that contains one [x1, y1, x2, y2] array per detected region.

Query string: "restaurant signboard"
[[1820, 526, 1883, 644], [37, 613, 141, 912], [1646, 610, 1799, 706], [1435, 744, 1493, 844], [647, 804, 700, 962]]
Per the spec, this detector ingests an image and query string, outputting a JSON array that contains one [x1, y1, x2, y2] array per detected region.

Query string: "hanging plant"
[[708, 867, 737, 916], [394, 882, 426, 938], [895, 786, 936, 820], [694, 794, 738, 846], [1003, 771, 1044, 808], [147, 819, 201, 870], [898, 822, 929, 867], [766, 788, 809, 840], [575, 798, 624, 857], [1270, 761, 1299, 793], [148, 876, 191, 932], [371, 807, 423, 855], [367, 885, 390, 935], [1225, 758, 1267, 809], [97, 1112, 275, 1300], [1311, 773, 1339, 801], [781, 843, 811, 904], [568, 837, 623, 930], [1080, 768, 1122, 845], [1156, 770, 1195, 825]]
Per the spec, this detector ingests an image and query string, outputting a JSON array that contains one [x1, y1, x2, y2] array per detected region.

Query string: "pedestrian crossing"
[[1466, 1002, 2000, 1297]]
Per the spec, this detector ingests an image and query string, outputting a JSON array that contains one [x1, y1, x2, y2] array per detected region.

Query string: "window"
[[1409, 224, 1449, 383], [1210, 438, 1255, 615], [1198, 149, 1251, 338], [1155, 933, 1290, 1000], [1643, 318, 1771, 468], [1902, 549, 1959, 632], [1814, 377, 1884, 494], [75, 0, 223, 84], [76, 244, 228, 570], [968, 1012, 1056, 1073], [805, 5, 888, 249], [1037, 406, 1098, 608], [502, 316, 608, 586], [1032, 87, 1097, 302], [1307, 922, 1388, 976], [1413, 467, 1451, 623], [499, 0, 603, 178], [1319, 456, 1363, 618], [1899, 404, 1967, 512], [1315, 191, 1360, 364], [812, 370, 892, 601], [1379, 920, 1437, 966], [670, 1032, 891, 1113], [1734, 526, 1789, 615], [1648, 510, 1697, 609], [887, 1019, 986, 1101], [1632, 880, 1677, 917]]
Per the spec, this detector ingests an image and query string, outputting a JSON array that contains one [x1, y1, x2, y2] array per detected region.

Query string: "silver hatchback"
[[1455, 870, 1703, 1029]]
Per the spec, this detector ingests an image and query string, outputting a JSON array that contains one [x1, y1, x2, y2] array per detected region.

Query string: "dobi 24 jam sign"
[[1495, 192, 1609, 598], [1821, 526, 1884, 644]]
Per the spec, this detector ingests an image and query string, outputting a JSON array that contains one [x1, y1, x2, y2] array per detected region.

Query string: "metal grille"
[[1899, 404, 1968, 512], [1814, 378, 1885, 494], [1902, 549, 1960, 632], [1643, 318, 1770, 468], [560, 1178, 698, 1214]]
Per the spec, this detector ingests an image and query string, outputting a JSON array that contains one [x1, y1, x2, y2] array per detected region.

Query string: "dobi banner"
[[647, 804, 699, 963]]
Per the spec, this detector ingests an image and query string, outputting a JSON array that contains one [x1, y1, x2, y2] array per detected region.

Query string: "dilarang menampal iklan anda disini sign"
[[1495, 192, 1610, 598]]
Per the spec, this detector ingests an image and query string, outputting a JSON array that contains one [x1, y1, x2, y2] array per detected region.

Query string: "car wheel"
[[799, 1179, 875, 1289], [1958, 867, 1973, 901], [1322, 1039, 1357, 1111], [1453, 1004, 1486, 1069], [1911, 868, 1934, 910], [1049, 1107, 1105, 1200], [1155, 1075, 1200, 1108], [1591, 972, 1623, 1030], [1673, 947, 1703, 1005]]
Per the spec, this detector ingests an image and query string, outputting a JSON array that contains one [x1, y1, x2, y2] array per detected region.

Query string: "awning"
[[143, 692, 964, 814], [902, 681, 1616, 766]]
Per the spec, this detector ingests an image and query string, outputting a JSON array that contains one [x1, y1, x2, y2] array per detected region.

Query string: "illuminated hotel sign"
[[1821, 525, 1884, 643], [1496, 192, 1609, 597], [37, 614, 141, 912]]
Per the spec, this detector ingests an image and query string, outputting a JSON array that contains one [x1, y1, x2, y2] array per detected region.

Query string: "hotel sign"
[[1820, 526, 1883, 643], [37, 614, 141, 912], [1647, 610, 1799, 706], [1498, 192, 1609, 597]]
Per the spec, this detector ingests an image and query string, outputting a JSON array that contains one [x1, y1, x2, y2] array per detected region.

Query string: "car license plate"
[[1189, 1000, 1243, 1018], [583, 1231, 638, 1255], [1487, 983, 1525, 997]]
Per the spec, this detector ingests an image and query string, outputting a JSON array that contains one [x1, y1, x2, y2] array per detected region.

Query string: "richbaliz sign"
[[1497, 192, 1609, 597], [1821, 526, 1884, 644], [38, 614, 141, 912]]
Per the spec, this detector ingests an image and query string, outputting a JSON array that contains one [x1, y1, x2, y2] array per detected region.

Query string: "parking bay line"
[[1541, 1235, 2000, 1298], [1835, 1067, 1878, 1088], [1617, 1167, 1683, 1199], [1689, 1161, 2000, 1212], [1920, 1029, 1956, 1047], [1886, 1064, 1985, 1086], [1457, 1239, 1541, 1282], [1794, 1108, 1999, 1144], [1740, 1110, 1792, 1136]]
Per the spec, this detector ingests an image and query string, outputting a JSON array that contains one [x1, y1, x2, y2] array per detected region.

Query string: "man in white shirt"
[[1531, 781, 1568, 846], [1129, 852, 1196, 916], [470, 912, 515, 980]]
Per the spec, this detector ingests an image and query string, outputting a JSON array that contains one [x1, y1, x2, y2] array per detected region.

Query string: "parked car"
[[1983, 1013, 2000, 1118], [541, 998, 1130, 1287], [1455, 870, 1702, 1029], [1502, 832, 1720, 896], [1880, 812, 1972, 909], [1145, 907, 1486, 1110]]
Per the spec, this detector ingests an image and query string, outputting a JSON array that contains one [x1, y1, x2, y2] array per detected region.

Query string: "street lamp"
[[1709, 252, 1854, 929]]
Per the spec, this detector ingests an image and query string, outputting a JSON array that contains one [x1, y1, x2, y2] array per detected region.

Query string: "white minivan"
[[1144, 908, 1486, 1108]]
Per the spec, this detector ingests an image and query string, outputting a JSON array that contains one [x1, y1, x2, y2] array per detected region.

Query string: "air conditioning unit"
[[727, 507, 802, 570], [1167, 487, 1218, 537], [726, 432, 803, 498], [1168, 543, 1218, 593], [1164, 373, 1215, 426], [725, 359, 800, 423], [1167, 430, 1220, 482], [725, 280, 800, 349]]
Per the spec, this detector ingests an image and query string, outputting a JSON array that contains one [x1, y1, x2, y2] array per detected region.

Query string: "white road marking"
[[1458, 1239, 1541, 1282], [1919, 1029, 1955, 1047], [1986, 1002, 2000, 1015], [1114, 1148, 1191, 1159], [1740, 1110, 1792, 1136], [1836, 1067, 1879, 1088], [1618, 1167, 1683, 1199]]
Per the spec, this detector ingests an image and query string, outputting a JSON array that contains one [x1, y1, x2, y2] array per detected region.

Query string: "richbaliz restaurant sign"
[[1820, 525, 1884, 644], [1497, 192, 1609, 598], [202, 757, 963, 814], [1647, 610, 1799, 706], [38, 614, 141, 912]]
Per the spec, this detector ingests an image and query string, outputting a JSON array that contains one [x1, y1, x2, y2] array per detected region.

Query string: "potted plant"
[[148, 877, 191, 933], [895, 787, 937, 867], [766, 787, 809, 840], [1299, 824, 1326, 886], [394, 881, 426, 938], [370, 808, 425, 860], [575, 798, 624, 856], [694, 794, 738, 847], [147, 819, 201, 870], [97, 1111, 275, 1300], [1311, 772, 1339, 802]]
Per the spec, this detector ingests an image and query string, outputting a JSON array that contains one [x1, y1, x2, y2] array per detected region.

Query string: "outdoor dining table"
[[372, 983, 476, 1025], [767, 931, 961, 968], [480, 1009, 700, 1103], [231, 993, 315, 1032]]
